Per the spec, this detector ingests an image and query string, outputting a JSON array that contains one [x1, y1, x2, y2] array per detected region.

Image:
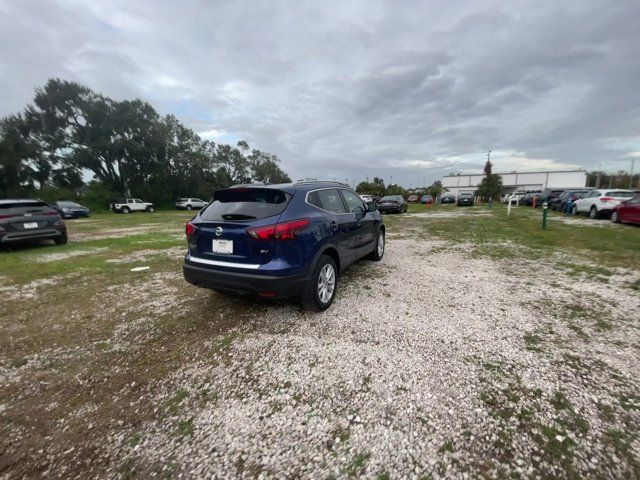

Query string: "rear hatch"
[[0, 201, 60, 234], [191, 188, 293, 267], [602, 191, 640, 207]]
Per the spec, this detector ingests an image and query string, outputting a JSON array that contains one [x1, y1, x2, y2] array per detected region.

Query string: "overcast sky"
[[1, 0, 639, 186]]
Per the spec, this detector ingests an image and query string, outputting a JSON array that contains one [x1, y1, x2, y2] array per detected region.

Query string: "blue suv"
[[183, 181, 385, 310]]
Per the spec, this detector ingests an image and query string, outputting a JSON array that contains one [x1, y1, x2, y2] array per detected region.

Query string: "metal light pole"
[[630, 158, 636, 189]]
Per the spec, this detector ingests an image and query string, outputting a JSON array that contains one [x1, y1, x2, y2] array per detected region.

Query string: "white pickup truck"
[[109, 198, 155, 214]]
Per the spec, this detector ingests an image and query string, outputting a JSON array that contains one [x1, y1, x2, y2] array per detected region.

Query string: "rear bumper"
[[183, 262, 309, 299], [0, 227, 65, 244]]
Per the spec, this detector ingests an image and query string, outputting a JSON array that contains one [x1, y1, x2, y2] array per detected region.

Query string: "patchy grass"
[[404, 203, 640, 270]]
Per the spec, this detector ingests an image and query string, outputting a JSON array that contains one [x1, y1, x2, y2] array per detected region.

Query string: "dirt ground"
[[1, 208, 639, 479]]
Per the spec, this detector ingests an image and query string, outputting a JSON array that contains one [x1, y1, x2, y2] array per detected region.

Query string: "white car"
[[359, 194, 374, 203], [176, 198, 208, 210], [572, 189, 640, 219], [109, 198, 154, 213]]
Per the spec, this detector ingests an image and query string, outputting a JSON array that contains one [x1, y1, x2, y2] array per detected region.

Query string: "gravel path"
[[109, 239, 640, 479]]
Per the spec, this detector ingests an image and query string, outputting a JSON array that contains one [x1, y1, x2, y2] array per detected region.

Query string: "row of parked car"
[[503, 188, 640, 225]]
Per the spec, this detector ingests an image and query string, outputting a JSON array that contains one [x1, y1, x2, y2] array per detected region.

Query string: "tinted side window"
[[309, 189, 347, 214], [341, 190, 365, 213]]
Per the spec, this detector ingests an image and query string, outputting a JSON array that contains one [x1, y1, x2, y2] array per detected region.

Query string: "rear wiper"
[[221, 214, 257, 220]]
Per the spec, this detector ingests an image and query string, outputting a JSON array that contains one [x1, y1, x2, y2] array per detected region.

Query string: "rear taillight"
[[247, 218, 310, 241], [185, 221, 196, 235], [600, 197, 613, 203], [0, 214, 15, 219], [43, 211, 58, 216]]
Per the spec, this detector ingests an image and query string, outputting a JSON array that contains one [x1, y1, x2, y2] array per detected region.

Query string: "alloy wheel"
[[317, 264, 336, 304]]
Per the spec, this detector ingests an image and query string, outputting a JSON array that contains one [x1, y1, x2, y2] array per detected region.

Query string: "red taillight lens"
[[43, 211, 58, 216], [247, 218, 310, 241], [0, 214, 15, 219], [600, 197, 613, 203], [185, 221, 196, 235]]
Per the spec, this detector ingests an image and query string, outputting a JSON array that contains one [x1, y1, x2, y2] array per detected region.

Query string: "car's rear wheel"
[[54, 233, 68, 245], [187, 205, 192, 210], [367, 229, 385, 261], [301, 255, 337, 311], [146, 206, 154, 212], [589, 206, 598, 219], [121, 207, 130, 214], [611, 210, 620, 223]]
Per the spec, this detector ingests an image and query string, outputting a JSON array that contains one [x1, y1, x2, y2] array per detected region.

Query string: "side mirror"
[[367, 202, 377, 212]]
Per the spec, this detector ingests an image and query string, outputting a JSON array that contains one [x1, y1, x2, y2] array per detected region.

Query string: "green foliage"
[[0, 78, 291, 203], [476, 161, 502, 200]]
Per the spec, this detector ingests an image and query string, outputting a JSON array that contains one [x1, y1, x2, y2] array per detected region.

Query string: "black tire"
[[146, 206, 155, 212], [367, 229, 385, 261], [54, 233, 68, 245], [611, 210, 620, 223], [121, 206, 130, 214], [589, 206, 598, 219], [300, 255, 337, 311], [187, 205, 192, 211]]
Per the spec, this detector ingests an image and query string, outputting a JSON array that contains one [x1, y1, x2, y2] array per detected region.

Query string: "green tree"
[[476, 160, 502, 200]]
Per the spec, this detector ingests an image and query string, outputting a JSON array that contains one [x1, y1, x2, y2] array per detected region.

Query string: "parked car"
[[540, 188, 565, 204], [550, 190, 590, 212], [377, 195, 407, 213], [359, 194, 374, 203], [440, 194, 455, 204], [0, 199, 67, 245], [520, 191, 543, 206], [502, 191, 526, 204], [420, 195, 433, 204], [572, 189, 640, 218], [176, 198, 208, 210], [182, 181, 385, 311], [109, 198, 155, 214], [611, 195, 640, 225], [457, 192, 474, 206], [407, 194, 420, 203], [52, 200, 91, 219]]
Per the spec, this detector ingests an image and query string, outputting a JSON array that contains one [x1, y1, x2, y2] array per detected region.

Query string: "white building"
[[441, 170, 587, 196]]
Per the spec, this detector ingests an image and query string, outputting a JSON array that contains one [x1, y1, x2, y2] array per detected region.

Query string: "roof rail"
[[293, 180, 349, 186]]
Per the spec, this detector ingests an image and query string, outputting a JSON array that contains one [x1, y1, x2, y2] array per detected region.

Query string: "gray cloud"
[[1, 0, 639, 186]]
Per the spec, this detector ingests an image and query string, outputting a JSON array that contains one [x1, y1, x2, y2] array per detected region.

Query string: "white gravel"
[[107, 238, 640, 479]]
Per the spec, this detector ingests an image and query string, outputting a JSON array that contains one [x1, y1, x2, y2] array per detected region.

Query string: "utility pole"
[[630, 158, 636, 189], [487, 150, 491, 163], [596, 163, 601, 188]]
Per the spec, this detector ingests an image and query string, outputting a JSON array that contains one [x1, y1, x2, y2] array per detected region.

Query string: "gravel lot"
[[108, 239, 639, 478], [1, 211, 639, 479]]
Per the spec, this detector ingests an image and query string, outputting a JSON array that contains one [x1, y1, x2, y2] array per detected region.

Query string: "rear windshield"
[[460, 193, 473, 197], [605, 191, 639, 197], [0, 201, 49, 209], [58, 201, 81, 207], [380, 196, 402, 202], [200, 188, 292, 221]]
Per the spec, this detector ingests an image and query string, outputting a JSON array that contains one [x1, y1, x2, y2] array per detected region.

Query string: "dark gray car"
[[0, 199, 67, 245]]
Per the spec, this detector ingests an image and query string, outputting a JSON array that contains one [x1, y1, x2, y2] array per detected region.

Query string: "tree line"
[[0, 79, 290, 208], [356, 177, 445, 198]]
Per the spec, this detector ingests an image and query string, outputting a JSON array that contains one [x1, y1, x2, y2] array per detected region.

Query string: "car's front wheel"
[[301, 255, 337, 311], [121, 207, 130, 214], [367, 229, 385, 261], [187, 205, 192, 210], [146, 206, 155, 212]]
